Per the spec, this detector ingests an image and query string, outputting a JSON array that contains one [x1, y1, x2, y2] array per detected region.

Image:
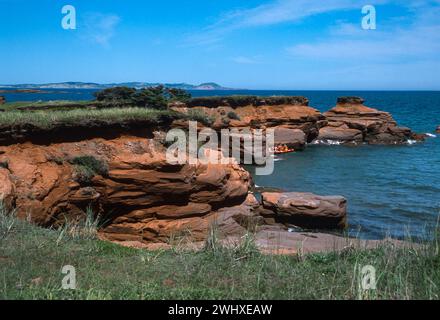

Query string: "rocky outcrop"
[[0, 96, 5, 105], [273, 127, 306, 150], [171, 96, 325, 143], [259, 192, 347, 229], [0, 136, 253, 245], [0, 132, 354, 250], [436, 126, 440, 133], [316, 97, 423, 145]]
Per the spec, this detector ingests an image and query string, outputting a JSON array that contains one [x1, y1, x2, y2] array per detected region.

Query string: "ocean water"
[[2, 89, 440, 239]]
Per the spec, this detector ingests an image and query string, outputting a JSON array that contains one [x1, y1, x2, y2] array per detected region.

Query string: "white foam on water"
[[425, 133, 437, 138], [406, 139, 418, 145], [312, 139, 344, 146]]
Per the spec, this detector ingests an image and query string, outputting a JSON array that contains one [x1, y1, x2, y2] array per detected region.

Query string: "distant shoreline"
[[0, 82, 239, 91], [0, 89, 46, 94]]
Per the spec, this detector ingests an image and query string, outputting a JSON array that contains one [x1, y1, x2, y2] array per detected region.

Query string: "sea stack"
[[0, 96, 5, 105], [316, 96, 424, 145]]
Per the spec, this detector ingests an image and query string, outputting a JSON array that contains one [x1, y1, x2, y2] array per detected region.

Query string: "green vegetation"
[[94, 85, 191, 109], [1, 204, 439, 300], [185, 109, 215, 126], [227, 111, 241, 120], [187, 95, 309, 108], [0, 108, 179, 130], [0, 86, 192, 112], [69, 156, 109, 184], [0, 100, 94, 112], [0, 160, 8, 169]]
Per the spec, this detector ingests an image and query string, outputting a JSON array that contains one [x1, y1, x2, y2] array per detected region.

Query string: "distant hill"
[[0, 82, 236, 90]]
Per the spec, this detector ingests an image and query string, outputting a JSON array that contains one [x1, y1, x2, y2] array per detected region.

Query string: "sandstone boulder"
[[260, 192, 347, 229], [317, 126, 363, 144], [317, 97, 423, 145], [273, 127, 306, 150]]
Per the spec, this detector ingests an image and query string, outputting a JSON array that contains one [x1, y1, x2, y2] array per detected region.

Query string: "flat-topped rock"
[[260, 192, 347, 229], [171, 96, 325, 143], [316, 97, 423, 145]]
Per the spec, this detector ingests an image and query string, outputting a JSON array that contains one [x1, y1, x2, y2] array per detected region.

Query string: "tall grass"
[[56, 207, 102, 244], [1, 208, 440, 299], [0, 108, 177, 129], [0, 202, 16, 240]]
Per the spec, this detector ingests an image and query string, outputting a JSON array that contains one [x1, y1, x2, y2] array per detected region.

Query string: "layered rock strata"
[[259, 192, 347, 229], [316, 97, 423, 145]]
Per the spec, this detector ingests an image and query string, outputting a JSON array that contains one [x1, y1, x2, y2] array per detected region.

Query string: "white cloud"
[[287, 4, 440, 62], [81, 13, 121, 46], [232, 56, 261, 64], [185, 0, 388, 45]]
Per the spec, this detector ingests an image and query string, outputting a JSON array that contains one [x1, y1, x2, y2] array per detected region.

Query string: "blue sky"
[[0, 0, 439, 89]]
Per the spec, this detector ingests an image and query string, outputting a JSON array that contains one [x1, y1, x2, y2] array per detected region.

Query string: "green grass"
[[1, 205, 439, 300], [0, 107, 179, 130], [70, 156, 109, 184], [0, 100, 93, 111]]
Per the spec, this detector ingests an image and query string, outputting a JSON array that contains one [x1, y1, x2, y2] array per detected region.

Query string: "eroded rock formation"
[[316, 97, 423, 145], [259, 192, 347, 229], [436, 126, 440, 133], [0, 96, 5, 105], [0, 136, 256, 245], [171, 96, 325, 143], [0, 133, 352, 249]]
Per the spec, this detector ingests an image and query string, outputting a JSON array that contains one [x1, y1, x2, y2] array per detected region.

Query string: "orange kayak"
[[274, 149, 295, 154], [271, 147, 295, 154]]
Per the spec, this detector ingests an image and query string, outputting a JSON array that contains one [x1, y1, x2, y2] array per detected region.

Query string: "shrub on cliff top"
[[93, 85, 192, 109], [185, 109, 215, 126], [227, 111, 241, 120], [94, 87, 136, 101]]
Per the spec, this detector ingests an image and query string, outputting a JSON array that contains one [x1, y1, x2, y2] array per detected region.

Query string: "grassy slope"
[[0, 108, 179, 129], [1, 212, 439, 300]]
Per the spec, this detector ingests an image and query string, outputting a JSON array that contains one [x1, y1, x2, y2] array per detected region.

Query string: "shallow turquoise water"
[[2, 89, 440, 239]]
